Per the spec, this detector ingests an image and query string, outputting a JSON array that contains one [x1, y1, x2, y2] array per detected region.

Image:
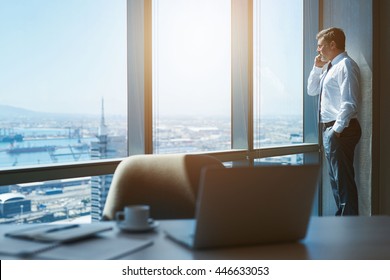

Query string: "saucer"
[[117, 219, 159, 233]]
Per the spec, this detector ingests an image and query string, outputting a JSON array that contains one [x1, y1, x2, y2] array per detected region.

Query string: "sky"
[[0, 0, 303, 117], [0, 0, 127, 116], [154, 0, 231, 118]]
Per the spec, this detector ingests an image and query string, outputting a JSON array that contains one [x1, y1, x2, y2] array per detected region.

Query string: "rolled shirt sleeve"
[[307, 66, 323, 97], [332, 59, 360, 133]]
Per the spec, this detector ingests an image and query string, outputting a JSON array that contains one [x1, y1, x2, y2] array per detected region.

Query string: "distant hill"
[[0, 104, 122, 121], [0, 104, 41, 118], [0, 104, 79, 121]]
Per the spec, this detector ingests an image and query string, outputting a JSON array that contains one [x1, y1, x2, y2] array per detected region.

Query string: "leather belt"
[[323, 121, 335, 128], [322, 118, 358, 129]]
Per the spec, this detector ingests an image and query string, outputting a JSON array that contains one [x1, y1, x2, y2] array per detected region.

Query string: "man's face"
[[317, 37, 330, 61]]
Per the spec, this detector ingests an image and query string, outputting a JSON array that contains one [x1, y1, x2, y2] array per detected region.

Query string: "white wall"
[[378, 0, 390, 214], [322, 0, 372, 215]]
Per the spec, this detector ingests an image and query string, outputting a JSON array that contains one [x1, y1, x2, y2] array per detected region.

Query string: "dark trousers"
[[322, 119, 361, 216]]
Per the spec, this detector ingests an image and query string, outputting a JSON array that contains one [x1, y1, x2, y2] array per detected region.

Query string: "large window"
[[152, 0, 231, 154], [253, 0, 304, 151], [0, 0, 320, 224]]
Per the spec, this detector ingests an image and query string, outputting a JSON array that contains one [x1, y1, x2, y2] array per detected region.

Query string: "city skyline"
[[0, 102, 304, 119], [0, 111, 302, 167], [0, 99, 303, 224]]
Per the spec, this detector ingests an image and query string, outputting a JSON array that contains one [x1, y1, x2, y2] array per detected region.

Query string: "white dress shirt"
[[307, 52, 360, 133]]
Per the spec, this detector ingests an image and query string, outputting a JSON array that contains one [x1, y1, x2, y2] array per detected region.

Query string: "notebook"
[[2, 223, 113, 258], [165, 164, 320, 249], [2, 223, 153, 259], [5, 223, 113, 243]]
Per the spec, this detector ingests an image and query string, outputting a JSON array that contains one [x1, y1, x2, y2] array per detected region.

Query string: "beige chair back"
[[102, 154, 224, 220]]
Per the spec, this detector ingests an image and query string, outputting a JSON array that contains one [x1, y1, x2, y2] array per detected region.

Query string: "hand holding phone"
[[314, 54, 328, 68]]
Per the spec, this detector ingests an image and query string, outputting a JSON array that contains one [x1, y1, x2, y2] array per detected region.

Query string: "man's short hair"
[[316, 27, 346, 50]]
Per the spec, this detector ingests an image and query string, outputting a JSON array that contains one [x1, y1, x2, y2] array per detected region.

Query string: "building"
[[90, 99, 126, 221], [91, 175, 113, 221], [0, 193, 31, 218]]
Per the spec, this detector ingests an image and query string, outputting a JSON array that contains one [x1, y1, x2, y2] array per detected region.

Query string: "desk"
[[1, 216, 390, 260]]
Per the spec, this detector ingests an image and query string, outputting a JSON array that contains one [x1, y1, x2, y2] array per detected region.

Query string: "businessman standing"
[[307, 27, 361, 216]]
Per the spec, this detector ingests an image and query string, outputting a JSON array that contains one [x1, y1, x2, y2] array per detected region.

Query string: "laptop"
[[165, 164, 320, 249]]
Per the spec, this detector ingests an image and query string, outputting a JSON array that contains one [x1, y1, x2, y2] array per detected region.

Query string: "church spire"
[[98, 97, 107, 136]]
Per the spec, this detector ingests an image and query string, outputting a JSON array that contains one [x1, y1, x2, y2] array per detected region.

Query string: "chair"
[[102, 154, 224, 220]]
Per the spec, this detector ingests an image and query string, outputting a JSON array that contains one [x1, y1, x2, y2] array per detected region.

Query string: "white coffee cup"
[[115, 205, 151, 228]]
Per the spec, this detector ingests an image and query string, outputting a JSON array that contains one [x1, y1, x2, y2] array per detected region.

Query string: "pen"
[[44, 224, 79, 233]]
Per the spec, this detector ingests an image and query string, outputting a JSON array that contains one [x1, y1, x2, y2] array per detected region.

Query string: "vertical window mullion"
[[144, 0, 153, 154], [303, 0, 321, 147], [231, 0, 253, 160], [303, 0, 323, 216], [127, 0, 153, 155]]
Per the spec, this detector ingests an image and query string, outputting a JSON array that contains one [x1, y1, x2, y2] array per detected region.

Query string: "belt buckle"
[[323, 121, 334, 128]]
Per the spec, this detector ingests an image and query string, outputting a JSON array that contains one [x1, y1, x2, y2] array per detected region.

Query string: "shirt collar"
[[330, 51, 347, 66]]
